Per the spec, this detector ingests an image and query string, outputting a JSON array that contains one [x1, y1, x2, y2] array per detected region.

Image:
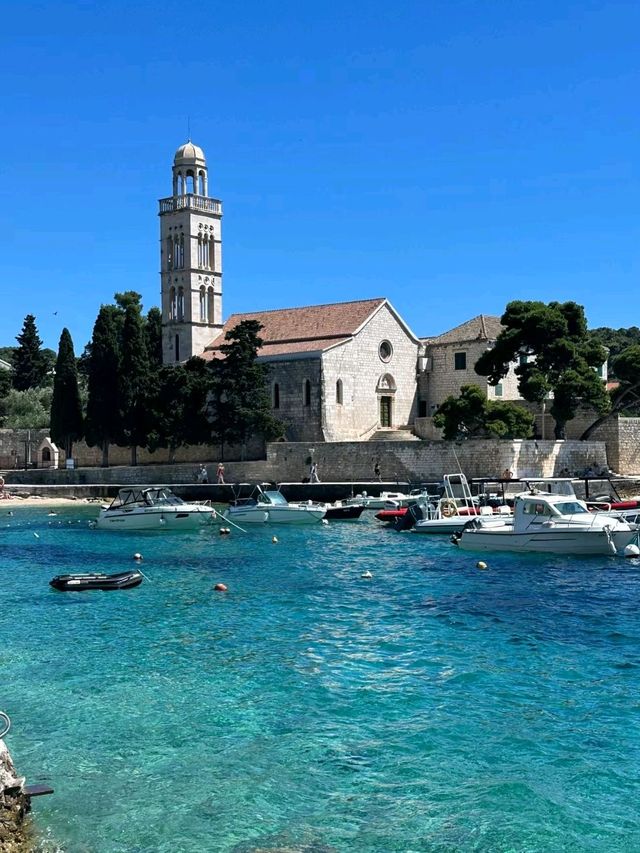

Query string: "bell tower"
[[159, 141, 223, 364]]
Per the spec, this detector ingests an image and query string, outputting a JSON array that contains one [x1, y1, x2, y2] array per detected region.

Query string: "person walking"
[[310, 461, 320, 483], [199, 465, 209, 484], [374, 461, 381, 481], [216, 462, 226, 484]]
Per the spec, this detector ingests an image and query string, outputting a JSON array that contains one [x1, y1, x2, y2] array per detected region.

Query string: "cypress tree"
[[119, 303, 151, 466], [50, 328, 84, 459], [145, 306, 164, 369], [85, 307, 121, 467], [12, 314, 48, 390]]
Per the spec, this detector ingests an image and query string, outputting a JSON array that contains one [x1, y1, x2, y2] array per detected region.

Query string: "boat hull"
[[225, 506, 325, 524], [457, 528, 638, 555], [96, 506, 213, 530]]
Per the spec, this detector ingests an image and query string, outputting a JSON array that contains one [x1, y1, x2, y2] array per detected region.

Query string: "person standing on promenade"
[[199, 465, 209, 484], [374, 461, 381, 481], [310, 461, 320, 483], [216, 462, 225, 484]]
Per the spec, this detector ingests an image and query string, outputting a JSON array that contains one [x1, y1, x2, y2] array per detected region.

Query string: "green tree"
[[50, 328, 84, 459], [433, 384, 534, 440], [475, 300, 609, 439], [581, 345, 640, 438], [0, 369, 12, 426], [590, 326, 640, 377], [2, 388, 53, 429], [207, 320, 283, 458], [12, 315, 49, 391], [119, 303, 151, 465], [85, 307, 121, 467], [147, 359, 211, 461], [145, 306, 163, 369]]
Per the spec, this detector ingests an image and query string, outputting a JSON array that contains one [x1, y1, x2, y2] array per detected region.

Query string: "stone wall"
[[267, 358, 324, 443], [0, 429, 264, 471]]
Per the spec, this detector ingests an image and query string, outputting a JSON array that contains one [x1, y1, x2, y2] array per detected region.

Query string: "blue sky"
[[1, 0, 638, 353]]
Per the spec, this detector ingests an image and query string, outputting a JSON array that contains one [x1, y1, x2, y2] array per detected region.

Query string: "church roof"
[[422, 314, 503, 346], [203, 298, 390, 360], [174, 141, 206, 164]]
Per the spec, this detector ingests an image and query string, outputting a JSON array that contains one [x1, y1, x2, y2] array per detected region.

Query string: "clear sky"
[[1, 0, 638, 353]]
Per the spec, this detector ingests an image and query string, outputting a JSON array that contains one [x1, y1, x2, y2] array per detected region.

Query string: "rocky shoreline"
[[0, 741, 32, 853]]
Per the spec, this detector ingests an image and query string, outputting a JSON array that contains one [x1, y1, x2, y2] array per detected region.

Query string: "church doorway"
[[380, 395, 392, 428]]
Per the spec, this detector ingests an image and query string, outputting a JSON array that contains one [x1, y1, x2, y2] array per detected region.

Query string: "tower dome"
[[174, 141, 206, 164]]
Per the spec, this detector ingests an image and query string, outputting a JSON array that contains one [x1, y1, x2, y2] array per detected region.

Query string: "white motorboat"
[[96, 487, 215, 530], [453, 491, 640, 556], [413, 474, 513, 535], [345, 488, 437, 510], [224, 485, 327, 524]]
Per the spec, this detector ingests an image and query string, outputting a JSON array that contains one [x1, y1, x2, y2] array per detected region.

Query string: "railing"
[[159, 195, 222, 214]]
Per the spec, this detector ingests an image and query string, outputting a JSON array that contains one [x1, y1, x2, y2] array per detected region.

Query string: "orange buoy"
[[214, 583, 228, 592]]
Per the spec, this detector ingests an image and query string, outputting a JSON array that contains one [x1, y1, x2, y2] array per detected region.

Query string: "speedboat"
[[412, 474, 512, 535], [453, 491, 640, 556], [323, 502, 366, 521], [346, 487, 437, 510], [50, 570, 144, 591], [224, 485, 327, 524], [96, 487, 215, 530]]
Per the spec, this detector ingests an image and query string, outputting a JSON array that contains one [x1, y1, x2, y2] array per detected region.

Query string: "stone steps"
[[368, 429, 420, 442]]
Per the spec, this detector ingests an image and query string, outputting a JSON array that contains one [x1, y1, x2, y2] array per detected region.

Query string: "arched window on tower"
[[273, 383, 280, 409], [204, 235, 211, 269], [336, 379, 343, 405], [185, 171, 195, 194], [304, 379, 311, 407], [197, 234, 203, 268], [198, 172, 205, 195], [169, 286, 176, 320], [166, 237, 173, 270], [175, 334, 180, 362], [179, 234, 184, 269], [177, 287, 184, 321], [207, 287, 214, 324], [177, 173, 184, 195], [210, 236, 215, 271], [199, 286, 207, 322]]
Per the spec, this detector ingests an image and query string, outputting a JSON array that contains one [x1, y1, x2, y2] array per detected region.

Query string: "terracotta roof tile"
[[203, 298, 386, 359]]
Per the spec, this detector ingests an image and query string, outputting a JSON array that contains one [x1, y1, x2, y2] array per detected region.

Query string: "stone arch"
[[376, 373, 397, 393]]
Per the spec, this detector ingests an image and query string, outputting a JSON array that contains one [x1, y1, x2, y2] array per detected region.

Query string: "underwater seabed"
[[3, 505, 640, 851]]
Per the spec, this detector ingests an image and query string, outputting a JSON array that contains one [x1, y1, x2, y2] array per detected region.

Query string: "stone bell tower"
[[159, 141, 223, 364]]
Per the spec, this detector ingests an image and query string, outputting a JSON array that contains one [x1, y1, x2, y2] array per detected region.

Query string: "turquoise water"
[[2, 506, 640, 852]]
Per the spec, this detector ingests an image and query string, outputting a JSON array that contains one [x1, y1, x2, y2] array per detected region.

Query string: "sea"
[[2, 504, 640, 852]]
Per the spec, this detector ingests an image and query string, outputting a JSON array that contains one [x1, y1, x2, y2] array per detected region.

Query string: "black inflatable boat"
[[49, 570, 144, 591]]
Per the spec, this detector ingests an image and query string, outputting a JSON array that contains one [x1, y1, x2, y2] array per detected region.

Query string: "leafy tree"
[[12, 315, 49, 391], [145, 306, 163, 369], [433, 384, 534, 440], [581, 345, 640, 438], [118, 303, 151, 465], [590, 327, 640, 377], [147, 359, 211, 461], [85, 307, 121, 467], [0, 369, 11, 426], [475, 300, 609, 439], [207, 320, 283, 458], [50, 328, 84, 458], [2, 388, 53, 429]]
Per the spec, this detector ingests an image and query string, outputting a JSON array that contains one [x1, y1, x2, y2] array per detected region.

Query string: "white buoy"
[[33, 532, 40, 539], [133, 553, 143, 561], [476, 561, 487, 570], [624, 543, 640, 558], [361, 570, 373, 579]]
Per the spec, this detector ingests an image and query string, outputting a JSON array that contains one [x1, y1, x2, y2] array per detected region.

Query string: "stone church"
[[159, 141, 422, 442]]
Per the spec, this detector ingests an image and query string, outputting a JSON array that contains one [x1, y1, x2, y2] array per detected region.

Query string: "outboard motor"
[[394, 501, 430, 531]]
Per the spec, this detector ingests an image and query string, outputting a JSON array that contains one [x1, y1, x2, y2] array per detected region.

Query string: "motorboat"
[[323, 502, 366, 521], [224, 485, 327, 524], [96, 487, 215, 530], [50, 570, 144, 591], [453, 491, 640, 556], [412, 474, 513, 535], [346, 487, 439, 511]]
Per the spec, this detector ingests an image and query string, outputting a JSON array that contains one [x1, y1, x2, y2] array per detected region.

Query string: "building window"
[[494, 383, 503, 397], [175, 334, 180, 362], [418, 400, 427, 417], [519, 353, 529, 366], [336, 379, 343, 405], [454, 352, 467, 370], [273, 383, 280, 409], [199, 286, 207, 322], [379, 340, 393, 362], [207, 288, 214, 325], [169, 286, 176, 320], [304, 379, 311, 407], [177, 287, 184, 322]]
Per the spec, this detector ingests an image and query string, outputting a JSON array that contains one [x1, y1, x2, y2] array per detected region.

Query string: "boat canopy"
[[107, 487, 185, 510]]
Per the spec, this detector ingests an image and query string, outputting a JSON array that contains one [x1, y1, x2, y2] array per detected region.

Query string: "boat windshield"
[[554, 501, 588, 516], [108, 488, 183, 509], [259, 490, 288, 506]]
